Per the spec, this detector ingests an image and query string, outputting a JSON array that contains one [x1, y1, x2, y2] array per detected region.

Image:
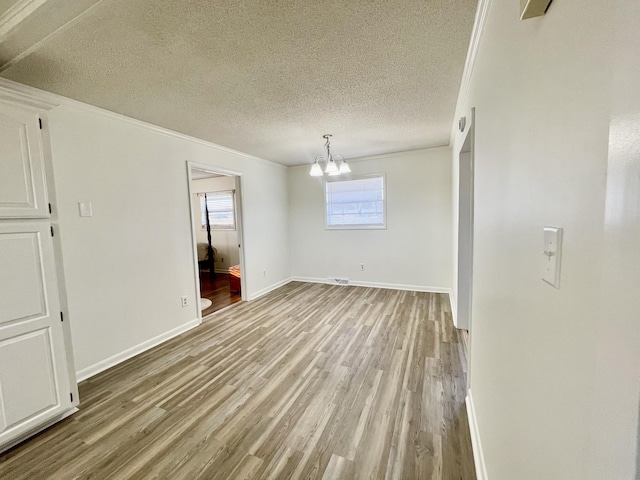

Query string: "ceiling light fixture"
[[309, 134, 351, 177]]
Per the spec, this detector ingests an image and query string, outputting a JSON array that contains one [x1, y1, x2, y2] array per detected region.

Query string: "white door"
[[0, 222, 72, 448], [0, 101, 49, 218], [0, 97, 74, 451]]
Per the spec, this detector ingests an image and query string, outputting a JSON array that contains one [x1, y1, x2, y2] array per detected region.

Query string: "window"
[[200, 190, 236, 230], [325, 174, 386, 229]]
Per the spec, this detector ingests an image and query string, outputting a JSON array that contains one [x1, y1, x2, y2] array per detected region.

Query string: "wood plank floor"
[[200, 271, 242, 316], [0, 282, 475, 479]]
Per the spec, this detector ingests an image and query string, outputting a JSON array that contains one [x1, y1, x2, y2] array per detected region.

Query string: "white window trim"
[[324, 173, 387, 230], [200, 189, 236, 231]]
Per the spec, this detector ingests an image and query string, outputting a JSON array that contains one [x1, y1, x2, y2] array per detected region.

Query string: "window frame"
[[199, 189, 236, 231], [324, 173, 387, 230]]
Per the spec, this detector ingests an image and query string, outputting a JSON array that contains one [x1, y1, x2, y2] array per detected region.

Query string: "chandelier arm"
[[309, 134, 347, 177]]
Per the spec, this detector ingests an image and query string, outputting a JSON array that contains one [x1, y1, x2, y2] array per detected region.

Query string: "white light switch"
[[78, 202, 93, 217], [542, 226, 562, 288]]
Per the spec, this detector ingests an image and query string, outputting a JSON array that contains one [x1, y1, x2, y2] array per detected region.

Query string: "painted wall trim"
[[449, 290, 459, 327], [75, 318, 200, 381], [287, 145, 452, 170], [0, 81, 58, 110], [0, 406, 78, 454], [292, 276, 452, 294], [0, 0, 103, 72], [466, 390, 489, 480], [247, 277, 294, 301], [0, 0, 49, 39], [0, 78, 285, 170], [449, 0, 493, 146]]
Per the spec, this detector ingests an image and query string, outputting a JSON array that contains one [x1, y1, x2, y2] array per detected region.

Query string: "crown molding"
[[288, 144, 451, 170], [346, 144, 451, 164], [0, 77, 286, 169], [449, 0, 493, 146], [0, 0, 47, 39], [0, 0, 103, 72], [0, 79, 58, 110]]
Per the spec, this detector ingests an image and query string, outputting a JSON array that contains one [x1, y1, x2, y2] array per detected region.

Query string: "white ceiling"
[[0, 0, 477, 166]]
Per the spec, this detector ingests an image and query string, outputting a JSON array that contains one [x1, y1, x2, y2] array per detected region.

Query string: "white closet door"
[[0, 102, 49, 218], [0, 222, 71, 448]]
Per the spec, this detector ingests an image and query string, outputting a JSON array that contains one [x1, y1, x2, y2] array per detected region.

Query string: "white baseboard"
[[449, 291, 458, 327], [76, 318, 201, 382], [291, 276, 450, 294], [466, 390, 489, 480], [0, 407, 78, 454], [290, 276, 327, 285], [247, 277, 293, 301]]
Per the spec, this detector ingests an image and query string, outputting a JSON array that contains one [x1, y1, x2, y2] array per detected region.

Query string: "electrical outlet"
[[181, 296, 188, 307], [263, 269, 267, 277], [360, 263, 365, 271]]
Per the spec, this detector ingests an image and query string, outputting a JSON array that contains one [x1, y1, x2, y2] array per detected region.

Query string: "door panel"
[[0, 232, 47, 323], [0, 328, 58, 431], [0, 102, 49, 218], [0, 223, 70, 446]]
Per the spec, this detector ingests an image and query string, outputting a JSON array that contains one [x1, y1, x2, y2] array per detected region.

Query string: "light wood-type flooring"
[[0, 282, 475, 479]]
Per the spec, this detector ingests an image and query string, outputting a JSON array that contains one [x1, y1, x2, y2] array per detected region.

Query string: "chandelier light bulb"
[[325, 159, 339, 174], [310, 162, 324, 176]]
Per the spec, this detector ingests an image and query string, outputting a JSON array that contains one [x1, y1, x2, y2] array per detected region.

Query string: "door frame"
[[457, 107, 475, 386], [186, 161, 247, 323]]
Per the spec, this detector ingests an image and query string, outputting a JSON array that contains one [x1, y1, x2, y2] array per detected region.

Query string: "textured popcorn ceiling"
[[0, 0, 477, 165], [0, 0, 18, 15]]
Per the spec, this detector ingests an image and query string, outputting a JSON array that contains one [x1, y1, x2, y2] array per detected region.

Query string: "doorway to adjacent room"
[[187, 163, 245, 318]]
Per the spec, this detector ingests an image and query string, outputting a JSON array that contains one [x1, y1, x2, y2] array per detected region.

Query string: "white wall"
[[588, 0, 640, 477], [46, 103, 290, 378], [288, 148, 452, 291], [190, 176, 240, 271], [452, 0, 640, 478]]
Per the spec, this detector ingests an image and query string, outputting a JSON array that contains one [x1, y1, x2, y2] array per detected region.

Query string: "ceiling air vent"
[[520, 0, 553, 19]]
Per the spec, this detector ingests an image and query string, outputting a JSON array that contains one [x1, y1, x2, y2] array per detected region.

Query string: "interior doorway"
[[457, 108, 475, 384], [187, 163, 246, 319]]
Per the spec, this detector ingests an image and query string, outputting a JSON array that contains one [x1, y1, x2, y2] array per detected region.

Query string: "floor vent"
[[327, 278, 349, 286]]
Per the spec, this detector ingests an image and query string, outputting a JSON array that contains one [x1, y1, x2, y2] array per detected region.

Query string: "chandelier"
[[309, 134, 351, 176]]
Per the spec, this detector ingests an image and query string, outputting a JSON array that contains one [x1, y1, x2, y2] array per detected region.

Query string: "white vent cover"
[[326, 278, 349, 286]]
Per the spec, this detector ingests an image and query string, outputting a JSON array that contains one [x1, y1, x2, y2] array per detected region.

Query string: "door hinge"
[[48, 203, 52, 214], [60, 311, 64, 322], [70, 392, 73, 402], [39, 118, 43, 129], [50, 226, 54, 237]]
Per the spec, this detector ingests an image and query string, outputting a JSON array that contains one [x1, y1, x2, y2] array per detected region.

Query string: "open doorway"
[[457, 107, 475, 385], [187, 163, 246, 318]]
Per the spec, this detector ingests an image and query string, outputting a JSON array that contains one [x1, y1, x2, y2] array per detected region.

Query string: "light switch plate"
[[78, 202, 93, 217], [542, 226, 562, 288]]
